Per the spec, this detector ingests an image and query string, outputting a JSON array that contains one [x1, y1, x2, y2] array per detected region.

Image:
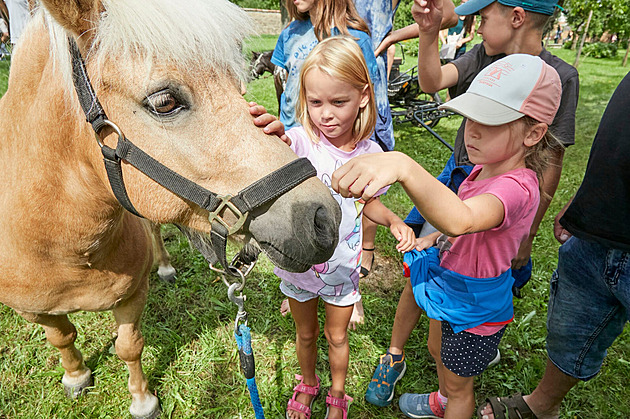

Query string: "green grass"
[[0, 41, 629, 418]]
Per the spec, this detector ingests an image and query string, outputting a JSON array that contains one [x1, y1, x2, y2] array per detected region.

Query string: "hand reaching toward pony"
[[332, 151, 410, 201]]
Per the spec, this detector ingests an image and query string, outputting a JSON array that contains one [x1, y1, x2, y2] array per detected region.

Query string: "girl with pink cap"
[[333, 53, 562, 418]]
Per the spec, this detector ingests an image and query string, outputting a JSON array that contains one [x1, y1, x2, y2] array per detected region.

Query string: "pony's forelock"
[[42, 0, 254, 91]]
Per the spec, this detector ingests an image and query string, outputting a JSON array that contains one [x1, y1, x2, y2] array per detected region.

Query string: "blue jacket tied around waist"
[[404, 247, 514, 333]]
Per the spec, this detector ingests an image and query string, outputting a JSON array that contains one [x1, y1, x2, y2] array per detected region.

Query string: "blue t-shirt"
[[271, 19, 393, 150], [354, 0, 400, 150]]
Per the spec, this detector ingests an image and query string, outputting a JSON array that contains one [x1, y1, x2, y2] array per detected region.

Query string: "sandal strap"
[[326, 392, 353, 409], [362, 247, 375, 251], [483, 394, 538, 419], [287, 398, 312, 418], [292, 374, 321, 396]]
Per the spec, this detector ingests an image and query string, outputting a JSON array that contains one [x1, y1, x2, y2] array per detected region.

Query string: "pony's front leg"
[[113, 281, 160, 419], [151, 222, 176, 282], [17, 312, 93, 398]]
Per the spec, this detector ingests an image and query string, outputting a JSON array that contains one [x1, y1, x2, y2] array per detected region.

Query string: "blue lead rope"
[[235, 324, 265, 419]]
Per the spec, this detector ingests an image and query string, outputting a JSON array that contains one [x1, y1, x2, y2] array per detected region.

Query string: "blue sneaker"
[[364, 352, 406, 407], [399, 392, 444, 418]]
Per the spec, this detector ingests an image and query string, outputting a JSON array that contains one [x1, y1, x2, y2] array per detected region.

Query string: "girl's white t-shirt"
[[274, 127, 387, 299]]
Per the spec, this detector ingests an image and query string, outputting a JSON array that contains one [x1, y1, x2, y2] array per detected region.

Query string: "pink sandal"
[[286, 373, 321, 419], [325, 391, 353, 419]]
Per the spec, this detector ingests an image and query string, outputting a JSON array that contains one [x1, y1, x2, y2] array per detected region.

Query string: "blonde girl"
[[273, 0, 387, 328], [274, 36, 415, 419], [332, 54, 563, 419], [271, 0, 375, 132]]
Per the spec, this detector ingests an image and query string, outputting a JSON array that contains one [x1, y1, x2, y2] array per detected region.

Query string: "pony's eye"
[[145, 90, 185, 116]]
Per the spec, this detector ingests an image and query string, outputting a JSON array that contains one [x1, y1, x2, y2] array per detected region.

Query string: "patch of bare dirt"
[[360, 251, 407, 297]]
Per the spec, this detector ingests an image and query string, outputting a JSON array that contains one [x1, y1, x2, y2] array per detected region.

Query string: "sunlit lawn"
[[0, 38, 628, 418]]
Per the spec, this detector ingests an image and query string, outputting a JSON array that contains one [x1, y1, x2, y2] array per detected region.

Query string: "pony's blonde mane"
[[38, 0, 254, 92]]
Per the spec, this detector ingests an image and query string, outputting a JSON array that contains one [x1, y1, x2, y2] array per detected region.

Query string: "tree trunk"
[[571, 33, 579, 50], [573, 9, 593, 68], [623, 38, 629, 67], [570, 19, 585, 50]]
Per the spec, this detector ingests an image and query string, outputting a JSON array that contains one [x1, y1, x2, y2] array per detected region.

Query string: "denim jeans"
[[546, 236, 630, 380]]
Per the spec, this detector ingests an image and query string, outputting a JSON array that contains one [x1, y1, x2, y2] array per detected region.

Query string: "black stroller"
[[388, 58, 454, 151]]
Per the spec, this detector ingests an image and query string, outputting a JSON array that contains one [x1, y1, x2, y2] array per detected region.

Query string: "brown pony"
[[0, 0, 340, 417]]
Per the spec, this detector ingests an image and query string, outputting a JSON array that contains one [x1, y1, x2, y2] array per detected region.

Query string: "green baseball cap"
[[455, 0, 558, 16]]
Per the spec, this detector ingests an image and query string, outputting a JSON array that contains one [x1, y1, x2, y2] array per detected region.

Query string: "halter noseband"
[[68, 37, 316, 276]]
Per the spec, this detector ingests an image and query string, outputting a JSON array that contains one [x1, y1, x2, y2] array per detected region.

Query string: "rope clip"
[[228, 282, 248, 335]]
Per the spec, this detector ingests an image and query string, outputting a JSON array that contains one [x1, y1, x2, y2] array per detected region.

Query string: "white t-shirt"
[[275, 127, 387, 300]]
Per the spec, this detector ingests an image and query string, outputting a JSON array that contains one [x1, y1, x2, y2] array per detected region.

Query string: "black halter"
[[68, 37, 316, 276]]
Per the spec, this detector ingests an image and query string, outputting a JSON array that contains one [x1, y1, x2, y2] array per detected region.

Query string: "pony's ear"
[[39, 0, 102, 38]]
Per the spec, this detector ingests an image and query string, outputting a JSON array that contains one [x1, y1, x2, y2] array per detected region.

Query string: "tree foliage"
[[229, 0, 279, 10], [563, 0, 630, 40]]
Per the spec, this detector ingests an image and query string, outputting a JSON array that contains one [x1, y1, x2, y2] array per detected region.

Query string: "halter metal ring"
[[94, 119, 125, 149], [217, 268, 246, 292], [208, 194, 248, 235]]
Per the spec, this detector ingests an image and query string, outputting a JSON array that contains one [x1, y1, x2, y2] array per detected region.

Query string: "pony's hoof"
[[130, 394, 161, 419], [132, 406, 161, 419], [157, 265, 176, 283], [62, 370, 93, 399]]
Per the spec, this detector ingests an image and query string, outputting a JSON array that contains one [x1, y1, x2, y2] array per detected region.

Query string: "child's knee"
[[324, 326, 348, 348], [443, 371, 474, 399], [296, 327, 320, 345], [427, 337, 441, 361]]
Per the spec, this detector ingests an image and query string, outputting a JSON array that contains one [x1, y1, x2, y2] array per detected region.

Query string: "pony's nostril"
[[313, 206, 337, 250]]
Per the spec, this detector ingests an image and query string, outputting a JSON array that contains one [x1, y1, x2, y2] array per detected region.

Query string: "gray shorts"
[[280, 279, 361, 307]]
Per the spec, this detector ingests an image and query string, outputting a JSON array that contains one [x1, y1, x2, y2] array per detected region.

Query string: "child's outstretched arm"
[[413, 0, 459, 93], [363, 198, 416, 253], [332, 152, 505, 237], [248, 101, 291, 146]]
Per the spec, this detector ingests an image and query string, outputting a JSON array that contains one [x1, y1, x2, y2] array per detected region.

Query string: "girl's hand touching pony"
[[248, 101, 291, 146]]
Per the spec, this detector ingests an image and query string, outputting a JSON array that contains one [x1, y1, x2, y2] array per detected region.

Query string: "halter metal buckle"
[[94, 119, 125, 149], [208, 194, 248, 235]]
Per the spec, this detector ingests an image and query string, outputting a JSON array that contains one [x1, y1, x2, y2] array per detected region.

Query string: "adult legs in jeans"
[[479, 237, 630, 419]]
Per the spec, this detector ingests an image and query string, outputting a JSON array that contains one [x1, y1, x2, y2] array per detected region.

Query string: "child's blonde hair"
[[516, 116, 563, 187], [285, 0, 370, 41], [297, 36, 377, 145]]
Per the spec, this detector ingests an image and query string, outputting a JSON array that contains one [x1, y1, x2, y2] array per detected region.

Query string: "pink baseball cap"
[[439, 54, 562, 126]]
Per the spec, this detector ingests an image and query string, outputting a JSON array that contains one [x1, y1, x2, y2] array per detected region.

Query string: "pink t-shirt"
[[439, 165, 539, 335], [440, 165, 539, 278]]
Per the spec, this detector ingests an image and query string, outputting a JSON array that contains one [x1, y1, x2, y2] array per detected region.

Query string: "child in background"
[[332, 54, 563, 418], [277, 36, 415, 419], [272, 0, 386, 328], [272, 0, 385, 147], [439, 12, 476, 63]]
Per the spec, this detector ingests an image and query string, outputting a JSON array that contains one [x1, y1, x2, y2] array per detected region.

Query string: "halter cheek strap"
[[68, 36, 317, 275]]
